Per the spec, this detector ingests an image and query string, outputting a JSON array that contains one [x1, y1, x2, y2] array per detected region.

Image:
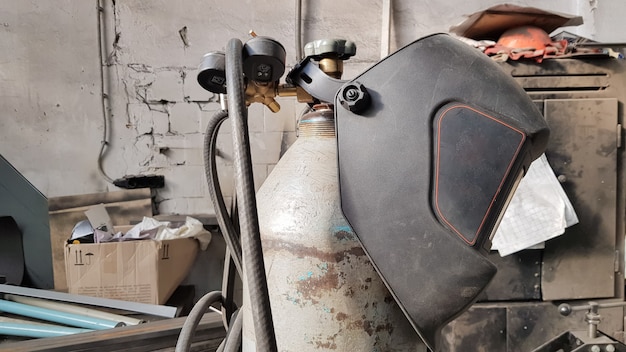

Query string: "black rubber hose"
[[216, 338, 226, 352], [220, 250, 239, 328], [174, 291, 223, 352], [215, 309, 243, 352], [203, 109, 243, 277], [225, 37, 277, 352], [222, 309, 243, 352]]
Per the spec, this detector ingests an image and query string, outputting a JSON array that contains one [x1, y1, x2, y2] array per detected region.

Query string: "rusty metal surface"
[[440, 307, 506, 352], [256, 129, 426, 351], [541, 98, 618, 300], [514, 75, 610, 90], [497, 58, 626, 302], [442, 58, 626, 351], [444, 303, 624, 352], [508, 304, 625, 351], [477, 250, 542, 302], [507, 58, 626, 78]]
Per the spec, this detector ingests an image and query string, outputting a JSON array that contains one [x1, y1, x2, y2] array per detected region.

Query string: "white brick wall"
[[2, 0, 607, 215], [147, 70, 184, 102], [169, 102, 201, 134]]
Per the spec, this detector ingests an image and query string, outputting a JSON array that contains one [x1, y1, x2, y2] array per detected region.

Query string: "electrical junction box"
[[64, 234, 198, 305]]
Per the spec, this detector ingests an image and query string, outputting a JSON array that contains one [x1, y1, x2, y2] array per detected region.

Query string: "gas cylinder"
[[254, 104, 426, 351]]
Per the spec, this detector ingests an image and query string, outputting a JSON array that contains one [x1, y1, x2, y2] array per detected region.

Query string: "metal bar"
[[0, 322, 93, 338], [0, 313, 224, 352], [5, 294, 144, 326], [568, 300, 626, 311], [0, 299, 120, 330], [575, 42, 626, 48], [513, 75, 609, 89], [0, 284, 177, 318]]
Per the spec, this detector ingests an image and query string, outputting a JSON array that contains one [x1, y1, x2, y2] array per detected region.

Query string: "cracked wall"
[[0, 0, 615, 216]]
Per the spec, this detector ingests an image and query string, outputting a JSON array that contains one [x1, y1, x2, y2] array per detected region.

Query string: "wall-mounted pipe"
[[296, 0, 303, 62], [96, 0, 114, 183], [381, 0, 391, 58]]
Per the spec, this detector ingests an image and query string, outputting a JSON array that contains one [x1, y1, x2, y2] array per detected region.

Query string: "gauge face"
[[197, 52, 227, 94], [242, 37, 286, 82], [432, 103, 527, 247]]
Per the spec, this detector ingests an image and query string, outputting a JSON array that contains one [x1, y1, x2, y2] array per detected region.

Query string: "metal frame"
[[442, 57, 626, 351]]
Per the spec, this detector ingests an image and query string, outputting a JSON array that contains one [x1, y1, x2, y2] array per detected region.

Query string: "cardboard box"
[[64, 237, 198, 305]]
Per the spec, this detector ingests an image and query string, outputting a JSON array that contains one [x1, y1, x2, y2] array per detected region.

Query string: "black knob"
[[338, 81, 370, 114]]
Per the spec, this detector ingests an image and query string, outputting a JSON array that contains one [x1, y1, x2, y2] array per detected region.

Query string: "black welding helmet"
[[335, 33, 549, 350]]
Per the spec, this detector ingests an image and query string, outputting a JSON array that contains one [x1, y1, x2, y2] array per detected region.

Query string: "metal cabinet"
[[442, 58, 626, 351]]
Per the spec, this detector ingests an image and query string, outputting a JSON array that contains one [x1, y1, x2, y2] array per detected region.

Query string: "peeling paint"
[[128, 63, 153, 73], [146, 102, 169, 113], [106, 0, 122, 65], [178, 26, 189, 47]]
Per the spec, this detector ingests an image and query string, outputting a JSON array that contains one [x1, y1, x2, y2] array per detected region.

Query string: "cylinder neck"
[[298, 104, 335, 137]]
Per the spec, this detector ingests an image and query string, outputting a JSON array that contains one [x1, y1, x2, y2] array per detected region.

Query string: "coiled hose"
[[215, 309, 243, 352], [226, 37, 278, 352], [176, 38, 277, 352], [176, 108, 245, 352], [203, 109, 243, 277], [204, 108, 241, 328], [175, 291, 223, 352]]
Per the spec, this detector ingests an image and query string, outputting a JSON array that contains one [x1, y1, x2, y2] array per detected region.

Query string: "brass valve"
[[245, 81, 281, 113], [244, 82, 314, 112], [304, 39, 356, 79], [243, 37, 356, 110]]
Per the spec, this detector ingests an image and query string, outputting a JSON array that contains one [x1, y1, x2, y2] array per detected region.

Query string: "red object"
[[497, 26, 552, 50], [484, 25, 569, 62]]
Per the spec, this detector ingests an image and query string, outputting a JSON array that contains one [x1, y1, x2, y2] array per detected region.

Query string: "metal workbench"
[[443, 57, 626, 351]]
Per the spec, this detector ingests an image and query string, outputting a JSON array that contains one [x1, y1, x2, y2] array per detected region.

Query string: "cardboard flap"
[[449, 4, 583, 41], [157, 238, 199, 304]]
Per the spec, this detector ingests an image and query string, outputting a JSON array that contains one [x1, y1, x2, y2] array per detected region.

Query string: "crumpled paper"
[[95, 216, 212, 250], [491, 154, 578, 256]]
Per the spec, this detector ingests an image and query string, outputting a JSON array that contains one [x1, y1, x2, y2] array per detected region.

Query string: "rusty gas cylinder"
[[253, 104, 426, 351]]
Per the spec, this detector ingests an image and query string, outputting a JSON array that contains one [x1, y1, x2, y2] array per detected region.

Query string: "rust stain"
[[343, 318, 395, 337], [311, 332, 338, 350], [375, 322, 394, 334], [295, 265, 339, 303], [347, 319, 363, 331], [263, 239, 366, 263], [334, 230, 354, 241], [335, 312, 348, 321], [364, 320, 373, 335], [314, 341, 337, 349]]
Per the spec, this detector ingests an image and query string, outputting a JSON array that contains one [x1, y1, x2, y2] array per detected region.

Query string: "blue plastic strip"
[[0, 284, 177, 318], [0, 299, 120, 330], [0, 322, 93, 338]]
